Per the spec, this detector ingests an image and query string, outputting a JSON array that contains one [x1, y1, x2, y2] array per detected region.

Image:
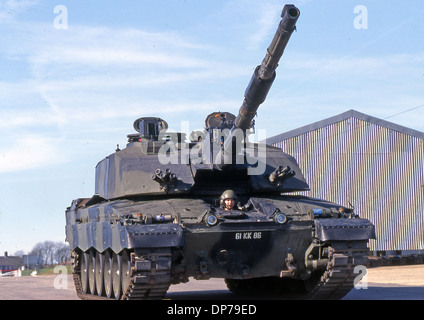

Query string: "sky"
[[0, 0, 423, 255]]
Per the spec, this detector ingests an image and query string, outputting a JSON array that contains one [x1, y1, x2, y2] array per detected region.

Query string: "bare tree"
[[30, 242, 46, 266], [29, 241, 70, 266], [13, 250, 25, 258], [44, 240, 56, 265], [55, 242, 70, 264]]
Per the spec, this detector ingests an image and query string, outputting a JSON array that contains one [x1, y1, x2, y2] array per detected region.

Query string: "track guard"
[[314, 218, 375, 241], [127, 224, 184, 248]]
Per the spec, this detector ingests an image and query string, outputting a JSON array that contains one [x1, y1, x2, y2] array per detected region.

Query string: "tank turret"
[[66, 4, 375, 301], [93, 5, 305, 201]]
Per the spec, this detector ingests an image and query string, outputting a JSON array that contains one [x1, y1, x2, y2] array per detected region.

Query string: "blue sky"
[[0, 0, 423, 254]]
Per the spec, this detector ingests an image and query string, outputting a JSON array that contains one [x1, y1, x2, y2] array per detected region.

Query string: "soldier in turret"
[[220, 190, 238, 211]]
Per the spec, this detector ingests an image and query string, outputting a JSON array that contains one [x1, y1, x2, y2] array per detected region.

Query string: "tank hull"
[[66, 195, 374, 300]]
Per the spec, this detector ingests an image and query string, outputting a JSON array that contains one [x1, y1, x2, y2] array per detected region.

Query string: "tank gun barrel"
[[234, 4, 300, 130]]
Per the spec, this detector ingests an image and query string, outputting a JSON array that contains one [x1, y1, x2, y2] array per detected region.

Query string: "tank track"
[[225, 240, 369, 300], [71, 241, 368, 300], [306, 240, 369, 300], [71, 248, 172, 300]]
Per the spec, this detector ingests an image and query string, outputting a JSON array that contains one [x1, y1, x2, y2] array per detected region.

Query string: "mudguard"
[[314, 218, 376, 241], [66, 223, 184, 253], [126, 224, 184, 248]]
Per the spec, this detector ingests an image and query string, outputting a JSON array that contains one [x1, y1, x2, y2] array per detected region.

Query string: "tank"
[[65, 4, 375, 300]]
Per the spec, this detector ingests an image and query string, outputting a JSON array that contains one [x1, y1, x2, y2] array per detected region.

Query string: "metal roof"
[[266, 109, 424, 145]]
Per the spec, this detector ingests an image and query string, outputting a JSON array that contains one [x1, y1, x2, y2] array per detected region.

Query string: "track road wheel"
[[104, 250, 114, 299], [95, 251, 105, 297], [88, 250, 97, 295], [112, 252, 122, 299], [80, 252, 89, 294]]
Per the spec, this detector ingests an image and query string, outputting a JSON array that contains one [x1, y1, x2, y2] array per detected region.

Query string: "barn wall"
[[269, 113, 424, 252]]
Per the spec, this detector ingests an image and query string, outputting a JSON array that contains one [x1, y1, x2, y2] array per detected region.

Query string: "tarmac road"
[[0, 264, 423, 300]]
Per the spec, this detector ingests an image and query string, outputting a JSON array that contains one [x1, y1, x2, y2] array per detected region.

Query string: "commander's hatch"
[[133, 117, 168, 141]]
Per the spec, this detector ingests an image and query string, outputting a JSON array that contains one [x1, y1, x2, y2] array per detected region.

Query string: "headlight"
[[205, 214, 218, 226], [274, 213, 287, 224]]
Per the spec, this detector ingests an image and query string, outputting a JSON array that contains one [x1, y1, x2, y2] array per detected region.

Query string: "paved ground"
[[344, 264, 424, 300], [0, 264, 423, 300]]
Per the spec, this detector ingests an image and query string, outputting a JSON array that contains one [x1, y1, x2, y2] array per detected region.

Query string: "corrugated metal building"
[[266, 109, 424, 253]]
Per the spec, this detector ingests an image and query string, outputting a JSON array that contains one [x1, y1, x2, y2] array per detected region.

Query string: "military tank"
[[65, 4, 375, 300]]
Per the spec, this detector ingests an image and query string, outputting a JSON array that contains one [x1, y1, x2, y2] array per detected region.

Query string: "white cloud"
[[1, 4, 423, 176], [32, 46, 206, 69], [246, 3, 282, 49], [0, 135, 67, 173], [0, 0, 37, 19], [20, 23, 210, 68], [0, 20, 255, 138], [284, 52, 424, 77]]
